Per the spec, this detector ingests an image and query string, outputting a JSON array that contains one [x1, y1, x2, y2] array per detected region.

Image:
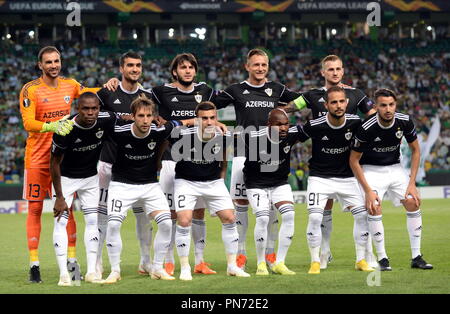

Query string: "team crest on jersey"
[[64, 96, 71, 104], [23, 98, 30, 108], [195, 94, 202, 104], [212, 144, 221, 154], [148, 141, 156, 150], [264, 88, 272, 97], [96, 130, 104, 139], [283, 145, 291, 153], [396, 129, 403, 139], [345, 131, 353, 141]]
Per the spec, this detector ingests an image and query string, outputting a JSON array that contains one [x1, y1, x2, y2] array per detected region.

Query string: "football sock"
[[222, 222, 239, 256], [368, 214, 387, 260], [164, 219, 177, 264], [153, 212, 172, 270], [254, 212, 270, 264], [320, 209, 333, 255], [133, 208, 152, 266], [27, 201, 43, 264], [235, 204, 248, 255], [266, 206, 278, 255], [175, 225, 191, 259], [276, 204, 295, 263], [192, 218, 206, 265], [406, 209, 422, 258], [307, 210, 323, 262], [83, 212, 99, 274], [53, 212, 70, 276], [106, 218, 123, 273], [351, 206, 369, 262], [96, 208, 108, 271]]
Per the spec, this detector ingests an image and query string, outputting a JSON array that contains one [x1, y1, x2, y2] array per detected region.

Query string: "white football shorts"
[[230, 156, 247, 201]]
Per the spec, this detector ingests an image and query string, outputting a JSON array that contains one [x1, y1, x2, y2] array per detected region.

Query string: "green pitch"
[[1, 199, 449, 294]]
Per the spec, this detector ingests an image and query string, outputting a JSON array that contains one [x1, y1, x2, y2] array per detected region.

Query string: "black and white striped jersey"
[[243, 126, 308, 189], [352, 112, 417, 166], [301, 86, 373, 119], [302, 114, 362, 178], [52, 111, 116, 178], [169, 127, 232, 182], [97, 82, 153, 164], [213, 80, 301, 129], [111, 120, 181, 184]]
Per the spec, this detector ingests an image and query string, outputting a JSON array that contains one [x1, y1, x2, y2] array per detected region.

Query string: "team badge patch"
[[212, 144, 221, 154], [396, 130, 403, 139], [148, 141, 156, 150], [283, 145, 291, 153], [96, 130, 104, 139], [195, 94, 202, 104], [23, 98, 30, 108], [264, 88, 272, 97], [345, 131, 353, 140], [64, 96, 71, 104]]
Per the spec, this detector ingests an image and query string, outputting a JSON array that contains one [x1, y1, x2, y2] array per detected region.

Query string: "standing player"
[[292, 54, 377, 269], [96, 51, 154, 277], [298, 86, 373, 274], [152, 53, 218, 276], [214, 48, 302, 269], [19, 46, 98, 283], [350, 88, 433, 271], [103, 94, 195, 283], [243, 109, 299, 276], [171, 101, 249, 280], [51, 93, 115, 286]]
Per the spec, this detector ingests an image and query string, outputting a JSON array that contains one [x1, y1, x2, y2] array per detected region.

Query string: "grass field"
[[0, 199, 449, 294]]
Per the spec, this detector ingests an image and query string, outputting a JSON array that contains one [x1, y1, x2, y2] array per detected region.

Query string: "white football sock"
[[254, 212, 269, 264], [351, 206, 369, 262], [235, 204, 248, 255], [133, 208, 152, 265], [306, 209, 323, 262], [175, 225, 191, 258], [96, 209, 107, 271], [192, 218, 206, 265], [320, 209, 332, 255], [153, 212, 172, 270], [276, 204, 295, 264], [266, 206, 278, 255], [164, 219, 176, 264], [406, 209, 422, 259], [368, 214, 387, 260], [106, 218, 123, 273], [222, 222, 239, 256], [53, 212, 69, 276], [83, 212, 99, 274]]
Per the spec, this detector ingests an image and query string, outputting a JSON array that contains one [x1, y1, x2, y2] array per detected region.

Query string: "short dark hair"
[[195, 101, 216, 116], [324, 86, 345, 102], [119, 51, 142, 67], [130, 93, 156, 115], [169, 53, 198, 81], [374, 88, 397, 101], [78, 92, 99, 106], [38, 46, 60, 62], [246, 48, 268, 63]]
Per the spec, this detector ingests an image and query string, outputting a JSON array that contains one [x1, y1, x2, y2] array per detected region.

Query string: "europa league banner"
[[0, 0, 449, 13]]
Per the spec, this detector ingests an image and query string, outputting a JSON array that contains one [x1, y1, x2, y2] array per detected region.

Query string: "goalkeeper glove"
[[40, 115, 74, 136]]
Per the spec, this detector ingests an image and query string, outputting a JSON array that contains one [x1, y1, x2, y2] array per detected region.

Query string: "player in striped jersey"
[[350, 88, 433, 271], [297, 86, 373, 274], [291, 55, 377, 269], [19, 46, 100, 283], [50, 93, 116, 286]]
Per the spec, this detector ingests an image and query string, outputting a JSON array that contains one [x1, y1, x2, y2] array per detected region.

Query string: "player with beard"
[[292, 55, 377, 269], [96, 51, 154, 278], [350, 88, 432, 271], [213, 48, 302, 270]]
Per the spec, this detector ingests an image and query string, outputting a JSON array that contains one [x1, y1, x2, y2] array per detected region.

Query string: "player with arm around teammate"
[[171, 101, 250, 280], [50, 93, 116, 286], [349, 88, 432, 271]]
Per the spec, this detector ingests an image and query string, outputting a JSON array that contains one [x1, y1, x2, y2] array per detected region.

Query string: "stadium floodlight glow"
[[133, 33, 138, 39], [281, 27, 287, 33], [28, 30, 35, 38], [190, 33, 198, 38], [427, 26, 432, 31], [168, 28, 175, 38], [199, 34, 205, 40], [195, 27, 206, 35], [331, 29, 337, 36], [6, 33, 11, 39]]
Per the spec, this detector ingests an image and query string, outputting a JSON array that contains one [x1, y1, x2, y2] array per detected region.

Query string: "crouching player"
[[172, 101, 250, 280], [51, 93, 116, 286]]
